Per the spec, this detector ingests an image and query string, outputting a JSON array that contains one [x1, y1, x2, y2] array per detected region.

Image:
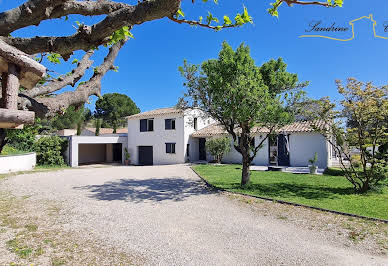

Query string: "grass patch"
[[193, 164, 388, 220]]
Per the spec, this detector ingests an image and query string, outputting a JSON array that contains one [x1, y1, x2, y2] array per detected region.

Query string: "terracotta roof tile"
[[191, 120, 326, 138], [127, 107, 183, 120]]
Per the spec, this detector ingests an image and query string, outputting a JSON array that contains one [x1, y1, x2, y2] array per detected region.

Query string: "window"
[[186, 144, 190, 157], [166, 143, 176, 154], [194, 117, 198, 130], [165, 119, 176, 130], [140, 119, 154, 132]]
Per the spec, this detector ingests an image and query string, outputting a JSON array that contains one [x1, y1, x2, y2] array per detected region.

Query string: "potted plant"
[[124, 148, 131, 165], [308, 152, 318, 174]]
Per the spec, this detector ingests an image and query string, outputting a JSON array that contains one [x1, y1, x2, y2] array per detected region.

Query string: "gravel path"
[[1, 164, 387, 265]]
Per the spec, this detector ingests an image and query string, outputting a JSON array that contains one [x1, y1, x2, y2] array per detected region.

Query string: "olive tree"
[[179, 42, 305, 185], [205, 137, 231, 163]]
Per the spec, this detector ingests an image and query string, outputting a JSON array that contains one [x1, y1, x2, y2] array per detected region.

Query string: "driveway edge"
[[190, 166, 388, 224]]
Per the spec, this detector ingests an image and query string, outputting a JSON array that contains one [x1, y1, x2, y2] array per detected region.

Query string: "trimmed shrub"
[[205, 137, 231, 163], [34, 136, 68, 166]]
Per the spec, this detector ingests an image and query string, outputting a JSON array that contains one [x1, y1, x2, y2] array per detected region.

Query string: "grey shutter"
[[166, 143, 171, 153], [148, 119, 154, 131], [140, 119, 147, 132], [165, 119, 171, 130]]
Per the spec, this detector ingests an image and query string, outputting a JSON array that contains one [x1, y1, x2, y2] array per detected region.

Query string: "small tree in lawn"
[[206, 137, 231, 163], [310, 78, 388, 193], [179, 42, 305, 185]]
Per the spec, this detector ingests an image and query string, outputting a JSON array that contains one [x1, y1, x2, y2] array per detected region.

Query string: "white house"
[[64, 106, 335, 169], [191, 121, 336, 169], [126, 107, 214, 165]]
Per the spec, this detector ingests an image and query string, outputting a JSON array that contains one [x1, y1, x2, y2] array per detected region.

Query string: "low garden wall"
[[0, 152, 36, 174]]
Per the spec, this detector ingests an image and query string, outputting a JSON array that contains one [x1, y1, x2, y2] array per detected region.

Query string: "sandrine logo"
[[300, 14, 388, 41]]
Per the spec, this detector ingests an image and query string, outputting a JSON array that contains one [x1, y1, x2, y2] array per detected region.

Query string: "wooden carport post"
[[2, 63, 20, 110], [0, 39, 46, 129]]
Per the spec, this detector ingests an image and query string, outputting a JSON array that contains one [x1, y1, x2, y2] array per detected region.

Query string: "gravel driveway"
[[1, 164, 387, 265]]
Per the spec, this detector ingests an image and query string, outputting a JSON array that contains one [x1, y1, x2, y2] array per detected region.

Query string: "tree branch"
[[30, 39, 127, 117], [283, 0, 332, 7], [25, 50, 94, 98], [0, 0, 129, 36], [1, 0, 180, 58], [169, 16, 239, 30]]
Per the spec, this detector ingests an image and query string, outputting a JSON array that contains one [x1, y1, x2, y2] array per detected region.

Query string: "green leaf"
[[47, 53, 61, 64], [242, 6, 252, 23], [223, 15, 232, 25], [177, 9, 185, 18], [71, 59, 79, 64], [206, 12, 218, 25], [199, 16, 203, 23], [334, 0, 343, 7]]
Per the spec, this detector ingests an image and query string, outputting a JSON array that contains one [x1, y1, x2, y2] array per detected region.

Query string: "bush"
[[205, 137, 231, 163], [34, 136, 68, 166], [0, 145, 24, 156], [6, 124, 40, 152]]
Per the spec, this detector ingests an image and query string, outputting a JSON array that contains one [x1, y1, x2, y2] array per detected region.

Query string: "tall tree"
[[95, 93, 140, 132], [179, 42, 304, 185], [51, 105, 91, 131], [310, 78, 388, 193]]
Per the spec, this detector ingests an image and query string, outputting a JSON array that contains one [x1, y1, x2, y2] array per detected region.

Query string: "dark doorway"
[[199, 138, 206, 161], [138, 146, 153, 165], [113, 143, 122, 162], [277, 134, 290, 166]]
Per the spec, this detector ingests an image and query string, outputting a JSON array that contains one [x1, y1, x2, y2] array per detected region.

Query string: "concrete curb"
[[190, 166, 388, 224]]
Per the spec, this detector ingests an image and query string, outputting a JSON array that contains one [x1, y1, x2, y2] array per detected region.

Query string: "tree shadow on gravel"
[[74, 177, 211, 203]]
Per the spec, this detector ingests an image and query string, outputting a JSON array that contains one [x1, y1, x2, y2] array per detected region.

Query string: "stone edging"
[[190, 166, 388, 224]]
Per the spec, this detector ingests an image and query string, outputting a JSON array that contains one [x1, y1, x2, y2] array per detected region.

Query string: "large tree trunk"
[[240, 125, 252, 186], [241, 153, 251, 186]]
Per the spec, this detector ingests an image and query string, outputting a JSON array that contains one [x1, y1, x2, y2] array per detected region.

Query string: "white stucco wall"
[[127, 109, 212, 165], [289, 132, 328, 168], [69, 136, 127, 167], [184, 109, 214, 162], [127, 114, 185, 165], [0, 152, 36, 174]]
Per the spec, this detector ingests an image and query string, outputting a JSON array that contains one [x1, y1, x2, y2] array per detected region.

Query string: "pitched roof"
[[191, 120, 326, 138], [84, 127, 128, 134], [127, 107, 183, 120]]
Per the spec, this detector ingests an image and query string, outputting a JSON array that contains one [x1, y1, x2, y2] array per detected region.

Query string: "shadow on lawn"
[[74, 177, 210, 203], [228, 182, 354, 200]]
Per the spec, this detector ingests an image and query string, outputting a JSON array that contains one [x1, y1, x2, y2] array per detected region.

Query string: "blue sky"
[[2, 0, 388, 112]]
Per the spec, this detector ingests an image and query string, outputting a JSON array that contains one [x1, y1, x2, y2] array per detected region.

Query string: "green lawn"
[[193, 164, 388, 220]]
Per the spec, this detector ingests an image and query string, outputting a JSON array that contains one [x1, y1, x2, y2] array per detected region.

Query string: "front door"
[[199, 138, 206, 161], [138, 146, 153, 165], [277, 134, 290, 166]]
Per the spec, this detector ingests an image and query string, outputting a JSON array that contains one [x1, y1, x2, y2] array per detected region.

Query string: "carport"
[[67, 135, 128, 167]]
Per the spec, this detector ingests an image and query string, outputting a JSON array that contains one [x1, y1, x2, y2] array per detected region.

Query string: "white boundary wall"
[[0, 152, 36, 174]]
